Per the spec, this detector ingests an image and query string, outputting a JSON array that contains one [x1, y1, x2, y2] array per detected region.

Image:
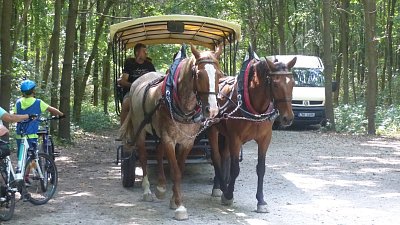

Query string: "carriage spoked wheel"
[[121, 146, 136, 188]]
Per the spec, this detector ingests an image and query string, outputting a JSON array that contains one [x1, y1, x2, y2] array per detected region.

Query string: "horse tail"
[[119, 108, 134, 142]]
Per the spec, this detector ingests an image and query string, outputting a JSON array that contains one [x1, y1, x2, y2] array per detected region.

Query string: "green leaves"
[[335, 104, 400, 135]]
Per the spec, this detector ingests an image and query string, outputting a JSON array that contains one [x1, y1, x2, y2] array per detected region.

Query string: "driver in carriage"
[[117, 43, 156, 125]]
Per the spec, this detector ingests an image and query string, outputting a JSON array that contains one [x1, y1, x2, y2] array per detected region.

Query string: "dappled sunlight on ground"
[[6, 129, 400, 225]]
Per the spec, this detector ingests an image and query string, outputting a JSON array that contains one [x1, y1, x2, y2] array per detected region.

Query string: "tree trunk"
[[340, 0, 350, 104], [42, 36, 55, 87], [73, 0, 89, 122], [59, 0, 79, 141], [277, 0, 286, 54], [245, 0, 258, 51], [268, 1, 275, 54], [350, 42, 357, 104], [23, 13, 28, 62], [73, 0, 113, 122], [11, 0, 32, 55], [386, 0, 396, 105], [50, 0, 62, 134], [102, 42, 112, 114], [322, 0, 335, 130], [358, 26, 366, 85], [0, 0, 13, 117], [363, 0, 378, 135], [93, 57, 99, 106], [334, 13, 343, 106]]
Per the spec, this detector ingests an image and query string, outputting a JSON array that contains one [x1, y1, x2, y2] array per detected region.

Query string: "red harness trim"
[[161, 60, 184, 104], [243, 60, 259, 114], [242, 60, 274, 115]]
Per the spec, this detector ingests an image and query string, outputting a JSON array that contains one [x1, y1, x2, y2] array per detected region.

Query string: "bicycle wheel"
[[39, 137, 55, 161], [24, 153, 58, 205], [48, 137, 55, 160], [0, 168, 15, 221]]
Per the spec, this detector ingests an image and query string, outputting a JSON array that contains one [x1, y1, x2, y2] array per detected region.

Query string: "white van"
[[267, 55, 335, 126]]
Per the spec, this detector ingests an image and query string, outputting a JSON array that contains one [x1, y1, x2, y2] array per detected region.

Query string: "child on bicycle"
[[14, 80, 64, 159]]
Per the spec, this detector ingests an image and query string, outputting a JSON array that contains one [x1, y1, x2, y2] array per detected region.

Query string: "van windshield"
[[292, 68, 325, 87]]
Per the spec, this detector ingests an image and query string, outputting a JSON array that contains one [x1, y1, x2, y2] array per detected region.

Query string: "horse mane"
[[180, 55, 196, 78], [249, 59, 270, 82]]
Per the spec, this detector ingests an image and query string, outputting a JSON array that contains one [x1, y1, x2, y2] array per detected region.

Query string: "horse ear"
[[265, 58, 276, 71], [214, 44, 223, 59], [191, 44, 201, 59], [287, 57, 297, 69]]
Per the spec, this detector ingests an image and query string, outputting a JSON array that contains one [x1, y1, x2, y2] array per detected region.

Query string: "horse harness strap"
[[268, 71, 293, 104], [162, 56, 202, 124], [235, 58, 278, 121], [131, 76, 165, 143], [192, 58, 219, 97], [217, 76, 238, 115]]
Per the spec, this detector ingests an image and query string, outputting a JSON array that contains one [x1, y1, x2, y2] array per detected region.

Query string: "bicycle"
[[16, 118, 58, 205], [37, 115, 64, 160], [0, 140, 15, 221]]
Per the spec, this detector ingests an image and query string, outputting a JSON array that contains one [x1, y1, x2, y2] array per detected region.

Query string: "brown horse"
[[208, 53, 296, 213], [120, 45, 223, 220]]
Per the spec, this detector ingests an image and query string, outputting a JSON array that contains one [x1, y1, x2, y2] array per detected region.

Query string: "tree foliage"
[[1, 0, 399, 136]]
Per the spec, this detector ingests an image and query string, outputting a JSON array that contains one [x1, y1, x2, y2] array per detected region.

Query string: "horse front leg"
[[155, 143, 167, 199], [164, 141, 188, 220], [221, 138, 240, 206], [137, 132, 153, 202], [255, 134, 272, 213], [208, 127, 223, 197]]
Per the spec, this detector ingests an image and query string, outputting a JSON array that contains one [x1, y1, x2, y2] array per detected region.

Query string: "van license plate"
[[299, 113, 315, 117]]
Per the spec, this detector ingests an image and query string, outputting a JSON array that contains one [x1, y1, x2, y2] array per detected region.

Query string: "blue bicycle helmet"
[[20, 80, 36, 92]]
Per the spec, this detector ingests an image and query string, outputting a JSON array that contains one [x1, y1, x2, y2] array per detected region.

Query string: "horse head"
[[190, 44, 223, 119], [265, 57, 297, 126]]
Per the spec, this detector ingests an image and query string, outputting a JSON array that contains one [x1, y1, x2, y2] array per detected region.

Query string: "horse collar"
[[237, 59, 276, 120], [162, 59, 202, 123]]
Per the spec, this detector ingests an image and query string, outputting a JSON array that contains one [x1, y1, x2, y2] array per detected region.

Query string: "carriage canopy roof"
[[110, 15, 241, 49]]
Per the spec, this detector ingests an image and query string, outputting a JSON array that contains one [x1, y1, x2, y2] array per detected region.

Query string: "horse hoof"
[[143, 193, 154, 202], [174, 206, 188, 220], [169, 199, 178, 209], [221, 195, 233, 206], [257, 204, 269, 213], [155, 186, 166, 200], [211, 188, 222, 197]]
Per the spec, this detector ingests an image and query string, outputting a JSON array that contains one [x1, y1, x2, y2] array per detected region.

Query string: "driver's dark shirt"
[[122, 58, 156, 96]]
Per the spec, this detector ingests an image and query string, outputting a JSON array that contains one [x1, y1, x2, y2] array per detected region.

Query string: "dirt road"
[[4, 129, 400, 225]]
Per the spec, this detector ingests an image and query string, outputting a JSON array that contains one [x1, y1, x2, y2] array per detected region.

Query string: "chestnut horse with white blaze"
[[120, 45, 223, 220], [209, 52, 296, 213]]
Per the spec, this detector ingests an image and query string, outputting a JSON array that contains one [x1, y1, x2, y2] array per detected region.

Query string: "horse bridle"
[[192, 58, 219, 98], [267, 70, 294, 105]]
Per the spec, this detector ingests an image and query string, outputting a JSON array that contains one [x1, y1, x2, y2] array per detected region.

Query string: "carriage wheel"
[[121, 148, 136, 188]]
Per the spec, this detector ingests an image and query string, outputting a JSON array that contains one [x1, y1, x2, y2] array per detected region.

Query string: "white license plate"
[[298, 112, 315, 117]]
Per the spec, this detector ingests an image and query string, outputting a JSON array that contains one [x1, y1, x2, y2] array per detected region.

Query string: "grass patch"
[[334, 104, 400, 136], [78, 103, 119, 133]]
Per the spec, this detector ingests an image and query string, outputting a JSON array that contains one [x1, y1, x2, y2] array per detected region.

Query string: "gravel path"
[[4, 128, 400, 225]]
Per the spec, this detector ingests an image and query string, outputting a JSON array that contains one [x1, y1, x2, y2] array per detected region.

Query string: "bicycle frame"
[[16, 121, 45, 182], [2, 156, 18, 193]]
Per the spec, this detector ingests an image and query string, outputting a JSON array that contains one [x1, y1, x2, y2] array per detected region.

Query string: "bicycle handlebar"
[[38, 115, 66, 122], [19, 115, 66, 124]]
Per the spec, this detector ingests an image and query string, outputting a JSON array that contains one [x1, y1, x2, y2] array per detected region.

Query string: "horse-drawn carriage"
[[111, 15, 298, 221], [110, 15, 241, 188]]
